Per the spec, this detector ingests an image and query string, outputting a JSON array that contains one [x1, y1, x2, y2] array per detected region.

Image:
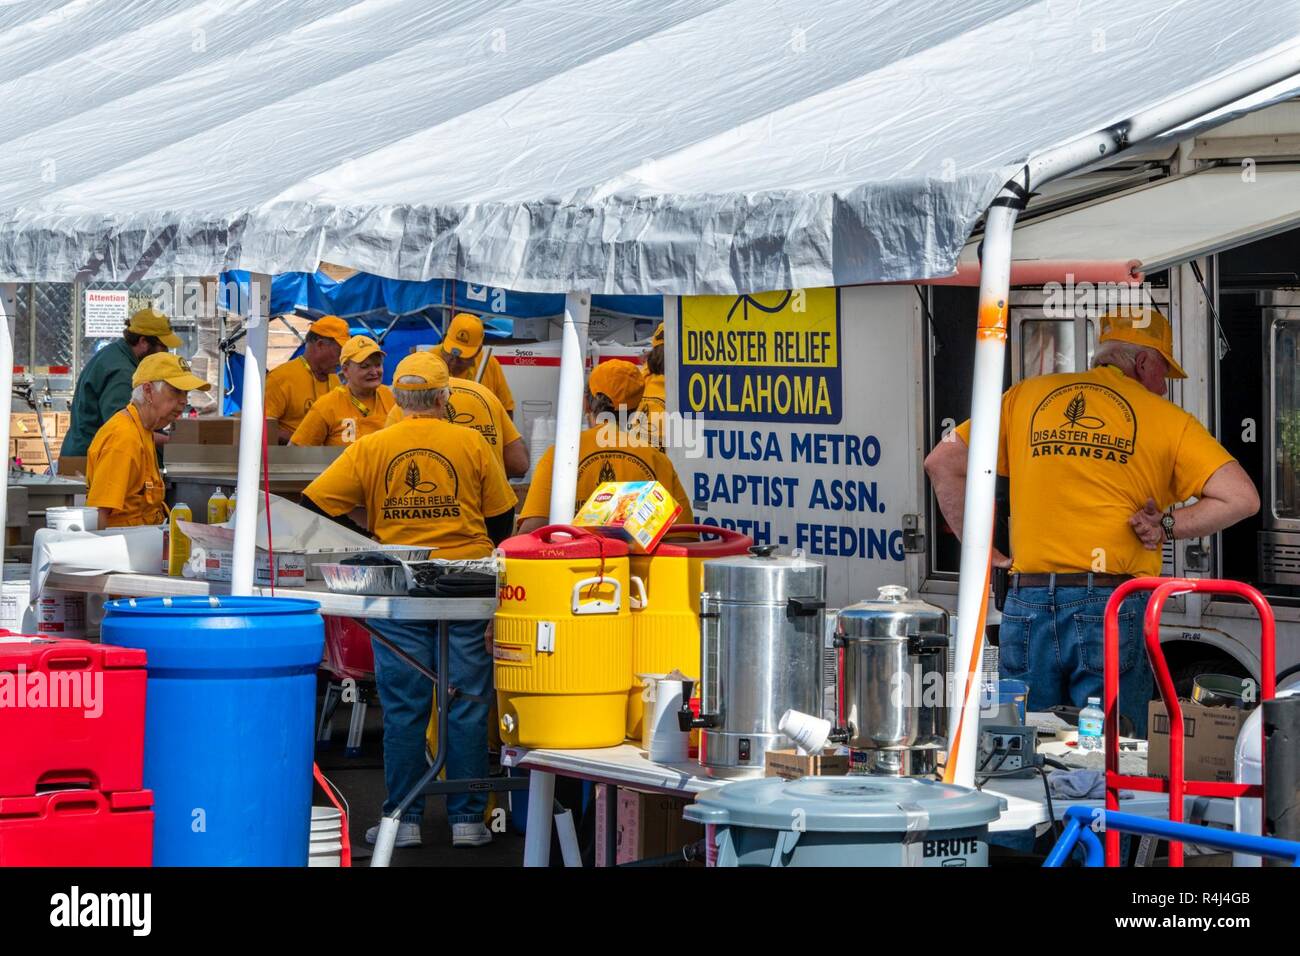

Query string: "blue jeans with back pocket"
[[998, 585, 1154, 738]]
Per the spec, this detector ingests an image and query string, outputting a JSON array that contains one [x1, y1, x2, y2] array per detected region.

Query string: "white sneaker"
[[451, 822, 492, 848], [365, 820, 423, 848]]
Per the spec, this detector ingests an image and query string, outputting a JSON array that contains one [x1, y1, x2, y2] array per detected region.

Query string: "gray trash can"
[[684, 776, 1004, 867]]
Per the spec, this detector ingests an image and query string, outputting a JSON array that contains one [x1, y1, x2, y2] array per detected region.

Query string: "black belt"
[[1010, 573, 1133, 589]]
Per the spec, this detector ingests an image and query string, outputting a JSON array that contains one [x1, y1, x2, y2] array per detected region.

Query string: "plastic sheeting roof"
[[3, 0, 1300, 294]]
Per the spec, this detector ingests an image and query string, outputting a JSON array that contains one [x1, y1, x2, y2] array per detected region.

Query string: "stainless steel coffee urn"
[[836, 585, 949, 776], [680, 546, 825, 778]]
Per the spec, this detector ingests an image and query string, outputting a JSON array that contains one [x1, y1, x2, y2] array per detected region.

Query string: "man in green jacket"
[[63, 308, 181, 458]]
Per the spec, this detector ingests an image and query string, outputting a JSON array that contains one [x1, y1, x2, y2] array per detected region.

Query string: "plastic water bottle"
[[1078, 696, 1104, 753]]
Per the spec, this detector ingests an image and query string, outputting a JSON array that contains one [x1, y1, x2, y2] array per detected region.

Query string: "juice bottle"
[[207, 487, 229, 524], [167, 503, 193, 577]]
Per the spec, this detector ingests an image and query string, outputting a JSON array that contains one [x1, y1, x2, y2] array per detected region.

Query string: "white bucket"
[[309, 807, 344, 866], [44, 506, 99, 534]]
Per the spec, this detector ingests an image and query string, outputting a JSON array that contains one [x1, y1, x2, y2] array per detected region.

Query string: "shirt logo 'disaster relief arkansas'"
[[582, 451, 656, 490], [446, 388, 498, 444], [1029, 383, 1137, 464], [383, 448, 462, 520]]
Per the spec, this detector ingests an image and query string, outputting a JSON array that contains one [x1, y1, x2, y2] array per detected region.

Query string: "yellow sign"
[[679, 288, 841, 423]]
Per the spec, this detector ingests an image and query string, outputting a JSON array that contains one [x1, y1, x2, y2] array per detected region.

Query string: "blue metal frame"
[[1044, 806, 1300, 866]]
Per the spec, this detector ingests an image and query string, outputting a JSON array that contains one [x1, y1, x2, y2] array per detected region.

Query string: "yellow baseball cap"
[[133, 352, 211, 391], [589, 359, 645, 409], [341, 334, 384, 365], [442, 313, 484, 359], [1098, 306, 1187, 379], [651, 322, 664, 346], [127, 308, 181, 348], [392, 351, 450, 390], [309, 315, 351, 348]]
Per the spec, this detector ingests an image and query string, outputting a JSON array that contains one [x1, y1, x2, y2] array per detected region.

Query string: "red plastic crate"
[[0, 789, 153, 866], [0, 634, 146, 796], [322, 617, 375, 683]]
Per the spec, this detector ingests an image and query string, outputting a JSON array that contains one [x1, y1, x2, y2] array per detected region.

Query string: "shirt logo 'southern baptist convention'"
[[1029, 383, 1137, 464], [383, 448, 463, 519]]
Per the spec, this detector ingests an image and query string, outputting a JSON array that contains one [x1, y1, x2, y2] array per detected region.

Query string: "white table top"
[[43, 569, 496, 621], [502, 742, 1187, 834]]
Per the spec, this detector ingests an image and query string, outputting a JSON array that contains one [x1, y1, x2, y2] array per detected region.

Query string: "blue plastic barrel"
[[102, 596, 324, 866]]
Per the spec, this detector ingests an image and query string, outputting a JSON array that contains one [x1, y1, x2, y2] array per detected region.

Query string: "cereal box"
[[574, 481, 681, 553]]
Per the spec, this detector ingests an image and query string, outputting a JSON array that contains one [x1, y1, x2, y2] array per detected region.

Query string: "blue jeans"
[[999, 585, 1154, 738], [366, 617, 493, 825]]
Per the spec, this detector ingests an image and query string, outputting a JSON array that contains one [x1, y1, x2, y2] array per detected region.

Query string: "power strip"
[[977, 725, 1039, 776]]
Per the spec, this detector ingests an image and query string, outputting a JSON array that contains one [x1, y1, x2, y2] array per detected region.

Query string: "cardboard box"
[[764, 747, 851, 780], [15, 439, 48, 464], [594, 789, 703, 866], [11, 413, 58, 437], [574, 480, 681, 553], [169, 417, 278, 445], [1147, 699, 1251, 783], [203, 548, 307, 588], [55, 456, 87, 477], [54, 412, 70, 436]]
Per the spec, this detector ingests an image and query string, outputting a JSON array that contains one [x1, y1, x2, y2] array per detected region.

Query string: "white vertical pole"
[[523, 289, 590, 868], [0, 284, 16, 567], [231, 273, 270, 595], [549, 291, 590, 523], [945, 200, 1020, 789]]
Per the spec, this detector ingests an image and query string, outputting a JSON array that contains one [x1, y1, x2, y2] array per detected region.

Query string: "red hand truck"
[[1103, 578, 1276, 866]]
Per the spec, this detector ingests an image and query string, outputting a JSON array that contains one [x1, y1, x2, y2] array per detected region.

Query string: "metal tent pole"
[[0, 284, 16, 565], [231, 273, 270, 596]]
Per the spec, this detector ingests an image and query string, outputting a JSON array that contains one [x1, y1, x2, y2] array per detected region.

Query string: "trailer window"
[[1273, 318, 1300, 519], [1019, 319, 1095, 378]]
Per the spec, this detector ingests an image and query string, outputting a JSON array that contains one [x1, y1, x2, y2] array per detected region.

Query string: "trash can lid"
[[684, 775, 1004, 832]]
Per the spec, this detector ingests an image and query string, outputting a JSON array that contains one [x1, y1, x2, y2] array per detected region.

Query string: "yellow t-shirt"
[[264, 358, 340, 433], [634, 373, 667, 447], [458, 353, 514, 414], [520, 427, 694, 523], [954, 365, 1235, 575], [86, 404, 166, 527], [385, 379, 522, 472], [291, 385, 395, 447], [303, 417, 516, 558]]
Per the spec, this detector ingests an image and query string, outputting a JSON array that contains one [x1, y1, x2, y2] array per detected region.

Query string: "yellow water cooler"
[[626, 524, 753, 739], [494, 526, 632, 748]]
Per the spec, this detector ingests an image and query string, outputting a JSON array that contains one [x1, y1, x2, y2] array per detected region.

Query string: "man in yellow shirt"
[[518, 359, 691, 533], [86, 354, 211, 528], [291, 335, 395, 446], [302, 351, 515, 850], [633, 322, 667, 448], [440, 313, 515, 416], [263, 315, 349, 442], [925, 307, 1258, 735], [386, 376, 528, 478]]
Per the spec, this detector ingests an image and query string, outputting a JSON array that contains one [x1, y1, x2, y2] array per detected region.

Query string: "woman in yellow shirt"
[[86, 353, 211, 527], [290, 335, 395, 446]]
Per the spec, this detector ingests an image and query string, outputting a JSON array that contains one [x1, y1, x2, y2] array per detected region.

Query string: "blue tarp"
[[219, 270, 661, 413], [219, 271, 662, 323]]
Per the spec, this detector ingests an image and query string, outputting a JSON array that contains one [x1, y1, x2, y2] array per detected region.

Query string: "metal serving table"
[[501, 741, 1215, 867]]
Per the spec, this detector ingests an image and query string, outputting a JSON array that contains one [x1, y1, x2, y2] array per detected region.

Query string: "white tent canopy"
[[3, 0, 1300, 293]]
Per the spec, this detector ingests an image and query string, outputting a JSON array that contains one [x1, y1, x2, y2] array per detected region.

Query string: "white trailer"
[[662, 107, 1300, 695]]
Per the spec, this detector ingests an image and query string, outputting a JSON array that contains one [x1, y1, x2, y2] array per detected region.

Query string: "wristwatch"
[[1161, 508, 1176, 542]]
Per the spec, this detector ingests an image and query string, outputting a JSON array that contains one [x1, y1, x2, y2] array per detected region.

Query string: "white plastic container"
[[44, 506, 99, 533], [0, 564, 86, 638], [1233, 678, 1300, 866], [308, 806, 344, 867]]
